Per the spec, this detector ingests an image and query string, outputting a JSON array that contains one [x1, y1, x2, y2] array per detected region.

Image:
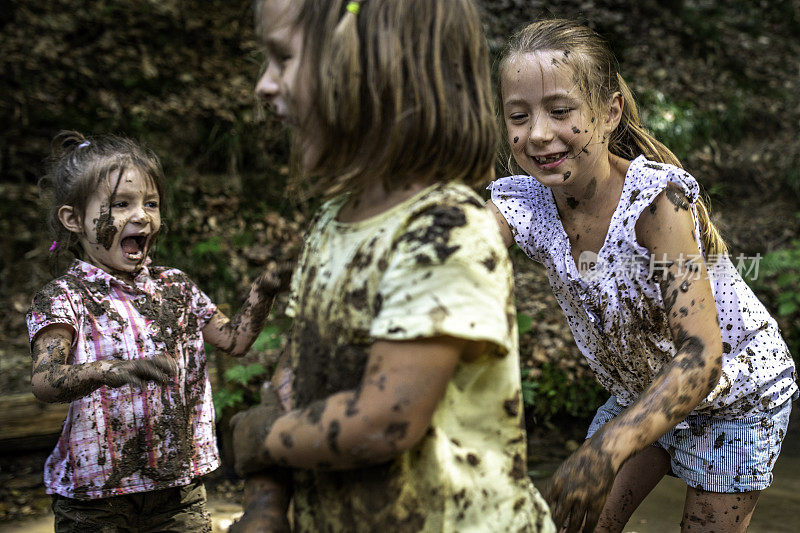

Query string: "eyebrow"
[[503, 93, 581, 108]]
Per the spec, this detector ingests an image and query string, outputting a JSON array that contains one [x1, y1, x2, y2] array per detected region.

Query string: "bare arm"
[[202, 268, 287, 357], [31, 325, 177, 403], [485, 200, 515, 248], [547, 187, 723, 532], [232, 335, 468, 473]]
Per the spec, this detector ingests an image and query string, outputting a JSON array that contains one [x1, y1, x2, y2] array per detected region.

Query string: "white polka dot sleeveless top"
[[490, 155, 797, 418]]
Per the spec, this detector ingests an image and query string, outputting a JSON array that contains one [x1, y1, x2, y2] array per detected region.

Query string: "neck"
[[337, 178, 431, 223], [552, 153, 628, 219]]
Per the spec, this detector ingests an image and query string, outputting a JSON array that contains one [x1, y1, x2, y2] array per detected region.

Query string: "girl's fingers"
[[131, 358, 174, 385], [126, 375, 148, 390], [149, 355, 179, 377]]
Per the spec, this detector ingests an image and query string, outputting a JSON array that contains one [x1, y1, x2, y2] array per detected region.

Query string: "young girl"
[[228, 0, 556, 531], [487, 19, 797, 533], [27, 131, 284, 532]]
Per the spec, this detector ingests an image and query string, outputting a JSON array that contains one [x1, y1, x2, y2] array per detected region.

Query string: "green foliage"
[[750, 236, 800, 360], [252, 324, 286, 352], [211, 318, 293, 422], [520, 364, 606, 424], [224, 362, 268, 387], [517, 312, 533, 336], [638, 89, 746, 162], [212, 361, 270, 422]]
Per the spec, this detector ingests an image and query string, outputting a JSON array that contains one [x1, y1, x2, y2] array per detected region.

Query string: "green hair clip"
[[345, 1, 360, 15]]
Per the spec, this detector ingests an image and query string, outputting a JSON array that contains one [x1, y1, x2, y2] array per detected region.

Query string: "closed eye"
[[551, 108, 573, 119]]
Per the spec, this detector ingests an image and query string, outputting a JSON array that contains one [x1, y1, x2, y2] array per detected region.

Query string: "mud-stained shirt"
[[26, 259, 219, 499], [490, 155, 798, 418], [286, 183, 555, 532]]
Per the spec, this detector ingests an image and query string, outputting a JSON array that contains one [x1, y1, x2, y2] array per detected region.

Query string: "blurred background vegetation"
[[2, 0, 800, 435]]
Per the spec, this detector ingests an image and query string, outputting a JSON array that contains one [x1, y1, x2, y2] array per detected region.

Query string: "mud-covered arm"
[[202, 269, 285, 357], [232, 335, 465, 473], [485, 200, 515, 248], [31, 325, 177, 403], [229, 347, 295, 533], [547, 187, 723, 533]]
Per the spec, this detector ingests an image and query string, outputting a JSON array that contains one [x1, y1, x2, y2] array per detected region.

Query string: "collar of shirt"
[[66, 258, 154, 295]]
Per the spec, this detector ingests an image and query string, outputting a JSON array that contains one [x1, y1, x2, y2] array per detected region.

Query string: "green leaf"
[[778, 302, 798, 316], [191, 236, 222, 256], [224, 363, 268, 386], [517, 313, 533, 335], [212, 389, 244, 421], [252, 325, 284, 352]]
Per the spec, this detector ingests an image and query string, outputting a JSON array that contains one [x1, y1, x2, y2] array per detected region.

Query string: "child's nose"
[[255, 65, 279, 102], [528, 114, 554, 144], [130, 205, 147, 223]]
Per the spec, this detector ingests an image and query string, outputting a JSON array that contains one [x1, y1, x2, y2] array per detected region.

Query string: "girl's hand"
[[545, 436, 616, 533], [104, 355, 178, 389], [202, 261, 295, 356], [229, 473, 292, 533], [231, 384, 286, 476], [253, 261, 294, 297]]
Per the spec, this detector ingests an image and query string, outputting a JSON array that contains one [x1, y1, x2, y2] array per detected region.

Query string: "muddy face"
[[78, 167, 161, 280]]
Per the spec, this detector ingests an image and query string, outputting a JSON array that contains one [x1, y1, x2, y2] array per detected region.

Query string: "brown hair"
[[40, 130, 166, 266], [289, 0, 497, 197], [498, 18, 727, 257]]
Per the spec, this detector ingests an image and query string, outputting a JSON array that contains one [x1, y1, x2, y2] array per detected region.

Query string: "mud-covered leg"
[[680, 488, 759, 532], [229, 471, 292, 533], [594, 446, 670, 532]]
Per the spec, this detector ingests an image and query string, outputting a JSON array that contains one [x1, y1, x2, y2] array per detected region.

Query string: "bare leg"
[[593, 446, 671, 532], [680, 487, 759, 532]]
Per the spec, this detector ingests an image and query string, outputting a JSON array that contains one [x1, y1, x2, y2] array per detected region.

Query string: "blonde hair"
[[498, 19, 727, 257], [290, 0, 497, 198]]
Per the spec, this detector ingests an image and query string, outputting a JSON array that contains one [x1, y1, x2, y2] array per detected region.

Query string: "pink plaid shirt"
[[27, 260, 220, 499]]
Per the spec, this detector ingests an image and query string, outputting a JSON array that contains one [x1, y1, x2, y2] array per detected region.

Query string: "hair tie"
[[77, 141, 90, 149], [345, 1, 361, 15], [49, 240, 59, 252]]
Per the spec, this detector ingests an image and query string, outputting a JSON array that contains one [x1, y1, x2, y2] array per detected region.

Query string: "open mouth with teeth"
[[532, 152, 569, 167], [121, 235, 148, 261]]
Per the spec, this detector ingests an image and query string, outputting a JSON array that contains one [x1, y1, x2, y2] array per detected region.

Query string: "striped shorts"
[[586, 395, 794, 493]]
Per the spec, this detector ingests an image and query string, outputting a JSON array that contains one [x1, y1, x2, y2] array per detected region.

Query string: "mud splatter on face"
[[566, 197, 580, 209], [94, 168, 125, 250], [562, 171, 571, 181], [513, 136, 519, 144], [571, 126, 581, 134], [94, 206, 117, 250]]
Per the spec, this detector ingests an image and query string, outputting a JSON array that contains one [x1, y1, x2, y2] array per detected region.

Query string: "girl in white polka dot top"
[[487, 18, 797, 533]]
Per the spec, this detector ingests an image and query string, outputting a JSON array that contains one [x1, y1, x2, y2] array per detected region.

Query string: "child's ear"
[[57, 205, 83, 234], [604, 91, 624, 134]]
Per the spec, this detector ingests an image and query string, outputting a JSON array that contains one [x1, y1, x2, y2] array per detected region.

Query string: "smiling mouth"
[[121, 235, 148, 261], [532, 152, 568, 165]]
